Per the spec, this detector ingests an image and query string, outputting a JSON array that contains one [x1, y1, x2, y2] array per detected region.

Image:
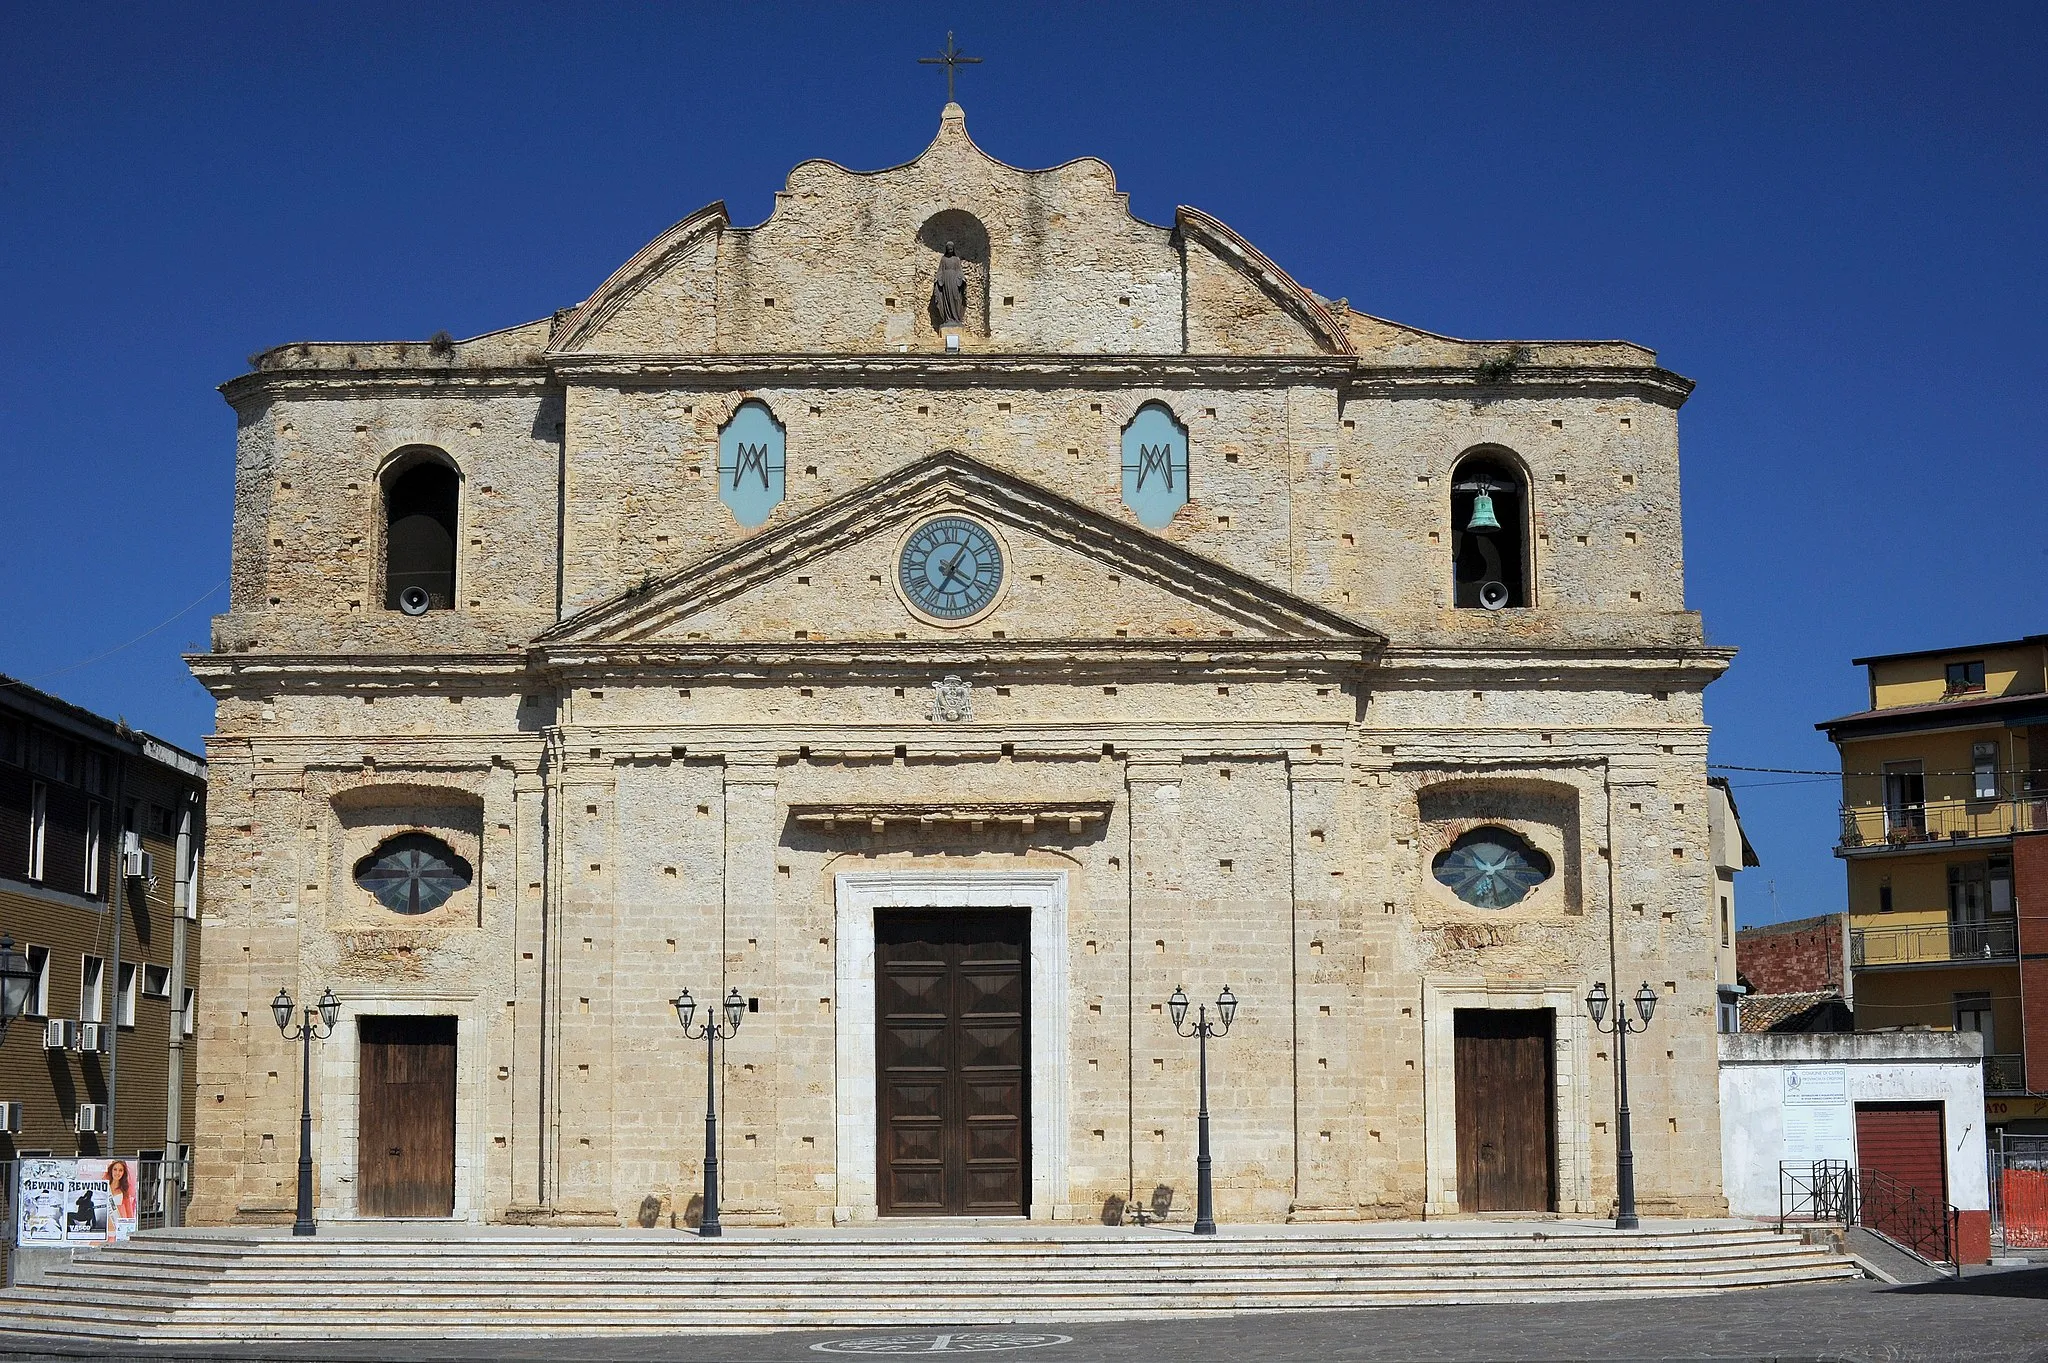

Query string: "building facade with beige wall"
[[188, 105, 1730, 1229]]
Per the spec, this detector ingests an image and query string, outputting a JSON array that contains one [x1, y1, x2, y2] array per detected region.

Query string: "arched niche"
[[917, 209, 990, 336], [1450, 447, 1532, 610]]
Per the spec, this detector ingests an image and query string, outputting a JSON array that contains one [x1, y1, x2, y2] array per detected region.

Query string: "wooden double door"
[[876, 911, 1030, 1216], [358, 1016, 457, 1218], [1454, 1008, 1557, 1213]]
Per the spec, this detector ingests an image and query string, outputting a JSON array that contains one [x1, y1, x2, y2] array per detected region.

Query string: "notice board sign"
[[1782, 1065, 1854, 1163], [16, 1158, 139, 1246]]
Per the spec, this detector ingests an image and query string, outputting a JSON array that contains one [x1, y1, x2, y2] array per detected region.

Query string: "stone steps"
[[0, 1224, 1862, 1340]]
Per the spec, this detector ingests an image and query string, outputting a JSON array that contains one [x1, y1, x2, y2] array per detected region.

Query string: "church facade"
[[189, 105, 1730, 1228]]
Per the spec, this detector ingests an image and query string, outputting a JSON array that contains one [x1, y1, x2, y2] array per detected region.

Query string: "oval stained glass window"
[[353, 833, 473, 916], [1431, 826, 1554, 909]]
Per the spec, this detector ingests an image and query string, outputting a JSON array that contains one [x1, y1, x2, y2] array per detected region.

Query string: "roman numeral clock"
[[896, 514, 1009, 627]]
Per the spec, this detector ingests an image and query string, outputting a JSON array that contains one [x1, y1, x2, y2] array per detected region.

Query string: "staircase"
[[0, 1223, 1861, 1341]]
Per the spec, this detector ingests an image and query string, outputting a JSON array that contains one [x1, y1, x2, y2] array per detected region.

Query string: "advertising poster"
[[16, 1158, 139, 1246]]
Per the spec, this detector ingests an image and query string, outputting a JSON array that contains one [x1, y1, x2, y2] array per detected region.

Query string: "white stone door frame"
[[834, 869, 1070, 1222], [1421, 978, 1595, 1217], [317, 991, 487, 1223]]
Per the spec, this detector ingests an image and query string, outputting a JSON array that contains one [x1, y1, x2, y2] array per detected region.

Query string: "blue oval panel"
[[718, 401, 786, 528], [1121, 403, 1188, 528]]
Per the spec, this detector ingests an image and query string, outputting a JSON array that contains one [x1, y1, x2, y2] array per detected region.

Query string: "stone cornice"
[[1346, 364, 1695, 406], [1373, 644, 1733, 685], [186, 652, 532, 696], [789, 801, 1114, 833], [536, 639, 1376, 682], [547, 353, 1358, 389], [218, 369, 552, 406]]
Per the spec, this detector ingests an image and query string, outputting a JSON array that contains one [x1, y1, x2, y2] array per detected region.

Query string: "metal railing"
[[1985, 1054, 2029, 1095], [1996, 1134, 2048, 1253], [1850, 919, 2018, 967], [1839, 795, 2048, 850], [1857, 1166, 1960, 1277], [1778, 1159, 1854, 1232]]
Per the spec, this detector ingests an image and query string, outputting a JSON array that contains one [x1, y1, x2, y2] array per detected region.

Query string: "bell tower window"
[[1450, 450, 1529, 609], [383, 450, 460, 614]]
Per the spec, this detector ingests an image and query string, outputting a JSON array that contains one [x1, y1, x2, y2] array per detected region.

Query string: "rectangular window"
[[142, 963, 170, 998], [81, 751, 105, 796], [138, 1150, 167, 1214], [1991, 854, 2014, 914], [179, 988, 196, 1037], [25, 945, 50, 1017], [80, 955, 103, 1023], [1950, 862, 1991, 922], [1973, 741, 2000, 801], [27, 731, 74, 783], [1954, 991, 1994, 1051], [116, 962, 137, 1027], [0, 717, 20, 765], [1946, 660, 1987, 694], [26, 781, 48, 881], [1720, 895, 1732, 947], [83, 801, 103, 896], [1717, 986, 1742, 1035]]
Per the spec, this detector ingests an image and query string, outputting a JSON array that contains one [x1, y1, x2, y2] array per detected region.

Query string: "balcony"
[[1850, 920, 2018, 968], [1838, 794, 2048, 853], [1986, 1054, 2029, 1095]]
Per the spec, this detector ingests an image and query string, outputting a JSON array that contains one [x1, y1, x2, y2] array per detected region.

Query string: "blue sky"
[[2, 3, 2042, 925]]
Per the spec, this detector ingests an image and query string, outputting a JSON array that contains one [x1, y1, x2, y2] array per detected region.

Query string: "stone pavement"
[[0, 1268, 2045, 1363]]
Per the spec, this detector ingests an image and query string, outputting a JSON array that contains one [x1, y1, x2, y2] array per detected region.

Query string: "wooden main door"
[[876, 911, 1029, 1216], [358, 1016, 457, 1218], [1454, 1008, 1556, 1213]]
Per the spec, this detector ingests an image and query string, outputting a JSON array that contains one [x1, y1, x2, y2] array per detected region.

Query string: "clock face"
[[898, 515, 1005, 623]]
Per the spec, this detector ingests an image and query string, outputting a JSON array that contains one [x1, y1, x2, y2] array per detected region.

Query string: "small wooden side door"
[[358, 1016, 457, 1218], [1454, 1008, 1556, 1213]]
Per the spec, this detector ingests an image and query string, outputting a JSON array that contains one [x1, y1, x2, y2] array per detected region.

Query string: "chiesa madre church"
[[190, 97, 1730, 1230]]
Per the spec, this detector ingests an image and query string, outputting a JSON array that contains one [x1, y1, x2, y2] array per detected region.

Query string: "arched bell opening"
[[381, 449, 461, 614], [1450, 449, 1530, 610]]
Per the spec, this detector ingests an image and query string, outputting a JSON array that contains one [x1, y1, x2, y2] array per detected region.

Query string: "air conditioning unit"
[[75, 1022, 107, 1054], [74, 1104, 106, 1135], [123, 848, 154, 883], [0, 1102, 22, 1134], [43, 1019, 76, 1051]]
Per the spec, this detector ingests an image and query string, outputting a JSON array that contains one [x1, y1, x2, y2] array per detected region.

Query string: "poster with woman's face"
[[16, 1158, 138, 1245]]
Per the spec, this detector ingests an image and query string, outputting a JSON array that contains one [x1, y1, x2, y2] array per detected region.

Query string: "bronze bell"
[[1465, 488, 1502, 533]]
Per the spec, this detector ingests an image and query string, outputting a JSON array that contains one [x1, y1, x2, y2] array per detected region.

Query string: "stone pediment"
[[545, 104, 1348, 359], [535, 452, 1382, 660]]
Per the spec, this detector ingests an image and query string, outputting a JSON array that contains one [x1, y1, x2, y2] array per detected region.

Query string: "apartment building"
[[0, 677, 205, 1192], [1819, 634, 2048, 1136]]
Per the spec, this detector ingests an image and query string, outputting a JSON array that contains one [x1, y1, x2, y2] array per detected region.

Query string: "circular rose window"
[[1431, 826, 1554, 909], [353, 833, 473, 916]]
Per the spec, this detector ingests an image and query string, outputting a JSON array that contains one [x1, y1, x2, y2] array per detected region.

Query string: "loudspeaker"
[[1478, 580, 1512, 611], [398, 585, 432, 616]]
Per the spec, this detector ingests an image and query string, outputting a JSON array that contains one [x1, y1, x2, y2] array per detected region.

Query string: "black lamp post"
[[271, 986, 339, 1237], [0, 935, 34, 1040], [675, 985, 746, 1238], [1586, 979, 1658, 1230], [1167, 984, 1238, 1236]]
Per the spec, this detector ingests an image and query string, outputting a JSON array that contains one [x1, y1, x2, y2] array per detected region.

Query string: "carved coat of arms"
[[927, 675, 973, 722]]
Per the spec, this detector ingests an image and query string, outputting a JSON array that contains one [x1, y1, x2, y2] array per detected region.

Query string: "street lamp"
[[674, 985, 746, 1238], [0, 935, 35, 1040], [272, 986, 339, 1237], [1586, 979, 1658, 1231], [1167, 983, 1238, 1236]]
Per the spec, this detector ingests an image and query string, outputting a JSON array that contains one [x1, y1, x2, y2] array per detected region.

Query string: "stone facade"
[[189, 104, 1730, 1228]]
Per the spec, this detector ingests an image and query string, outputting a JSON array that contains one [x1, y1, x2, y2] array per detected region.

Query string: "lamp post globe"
[[272, 987, 294, 1033], [1634, 981, 1658, 1023]]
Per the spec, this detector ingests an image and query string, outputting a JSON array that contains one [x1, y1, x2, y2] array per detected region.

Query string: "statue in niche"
[[930, 241, 968, 329]]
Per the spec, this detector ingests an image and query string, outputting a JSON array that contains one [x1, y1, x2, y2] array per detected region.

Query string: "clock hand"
[[936, 546, 971, 589]]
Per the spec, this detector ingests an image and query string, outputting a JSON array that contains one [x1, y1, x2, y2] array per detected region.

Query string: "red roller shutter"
[[1856, 1102, 1947, 1202]]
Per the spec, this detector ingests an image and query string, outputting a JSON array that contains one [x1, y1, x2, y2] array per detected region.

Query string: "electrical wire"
[[1, 578, 226, 692]]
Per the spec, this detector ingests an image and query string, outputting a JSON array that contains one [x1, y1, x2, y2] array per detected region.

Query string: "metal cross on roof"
[[919, 31, 982, 103]]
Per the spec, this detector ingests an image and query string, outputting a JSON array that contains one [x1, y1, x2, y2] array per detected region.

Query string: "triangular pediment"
[[536, 453, 1382, 655]]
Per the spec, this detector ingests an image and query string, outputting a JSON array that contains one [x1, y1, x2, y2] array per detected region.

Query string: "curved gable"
[[548, 105, 1347, 359]]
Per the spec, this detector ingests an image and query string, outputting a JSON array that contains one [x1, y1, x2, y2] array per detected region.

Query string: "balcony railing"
[[1839, 795, 2048, 850], [1850, 919, 2017, 967], [1986, 1054, 2029, 1095]]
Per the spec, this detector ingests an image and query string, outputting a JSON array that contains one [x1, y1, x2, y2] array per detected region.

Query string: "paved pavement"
[[1, 1269, 2045, 1363]]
